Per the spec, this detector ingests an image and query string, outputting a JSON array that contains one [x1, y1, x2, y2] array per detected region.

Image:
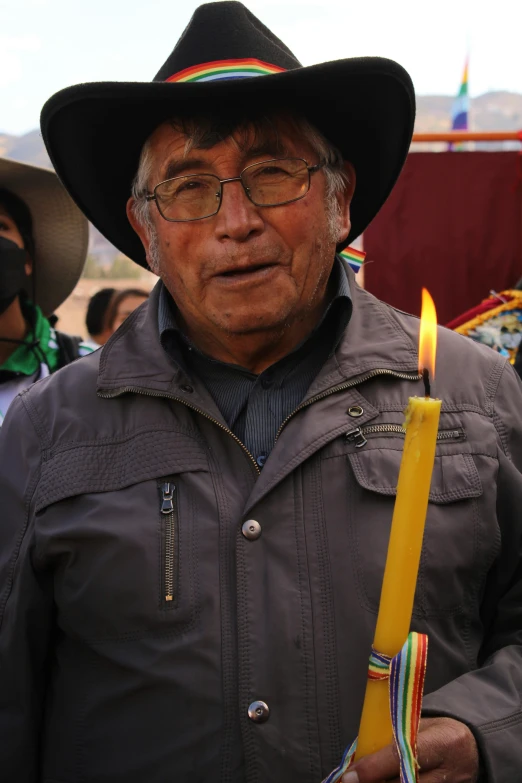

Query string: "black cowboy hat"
[[41, 0, 415, 269]]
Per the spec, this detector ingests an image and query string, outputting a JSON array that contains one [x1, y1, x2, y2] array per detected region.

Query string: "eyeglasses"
[[145, 157, 325, 222]]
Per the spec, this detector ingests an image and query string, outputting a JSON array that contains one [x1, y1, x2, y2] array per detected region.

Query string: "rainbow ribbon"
[[322, 632, 428, 783], [339, 247, 366, 274]]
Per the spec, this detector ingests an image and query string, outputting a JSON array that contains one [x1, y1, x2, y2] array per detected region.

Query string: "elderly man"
[[1, 3, 521, 782]]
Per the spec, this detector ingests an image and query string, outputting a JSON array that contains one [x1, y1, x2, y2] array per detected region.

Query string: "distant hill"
[[0, 130, 51, 168], [2, 90, 521, 262], [415, 91, 522, 133]]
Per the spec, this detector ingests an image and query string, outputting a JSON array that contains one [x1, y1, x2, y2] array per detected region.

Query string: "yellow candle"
[[355, 289, 441, 759]]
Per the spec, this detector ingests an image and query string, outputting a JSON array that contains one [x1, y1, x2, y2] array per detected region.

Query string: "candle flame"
[[419, 288, 438, 378]]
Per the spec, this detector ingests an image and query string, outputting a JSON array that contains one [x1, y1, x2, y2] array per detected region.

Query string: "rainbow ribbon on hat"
[[166, 58, 286, 83], [339, 247, 366, 274], [322, 632, 428, 783]]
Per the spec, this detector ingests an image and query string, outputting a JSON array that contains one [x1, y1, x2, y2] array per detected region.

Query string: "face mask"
[[0, 236, 28, 315]]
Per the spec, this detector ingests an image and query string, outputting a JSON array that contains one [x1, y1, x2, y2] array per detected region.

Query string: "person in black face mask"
[[0, 157, 90, 425]]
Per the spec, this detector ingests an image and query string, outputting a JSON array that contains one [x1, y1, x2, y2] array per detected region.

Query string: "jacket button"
[[348, 405, 364, 417], [180, 384, 194, 393], [242, 519, 262, 540], [248, 700, 270, 723]]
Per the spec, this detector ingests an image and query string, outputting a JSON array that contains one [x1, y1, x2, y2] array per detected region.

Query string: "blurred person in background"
[[0, 157, 90, 425], [106, 286, 149, 334], [84, 286, 116, 348]]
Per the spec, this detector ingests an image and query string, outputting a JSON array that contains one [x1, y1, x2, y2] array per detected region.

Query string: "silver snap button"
[[348, 405, 364, 418], [242, 519, 262, 541], [248, 700, 270, 723]]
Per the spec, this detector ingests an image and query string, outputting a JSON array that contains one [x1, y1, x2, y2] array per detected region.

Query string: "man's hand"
[[341, 717, 480, 783]]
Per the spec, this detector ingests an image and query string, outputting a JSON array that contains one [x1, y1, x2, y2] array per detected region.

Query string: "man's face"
[[127, 118, 353, 342]]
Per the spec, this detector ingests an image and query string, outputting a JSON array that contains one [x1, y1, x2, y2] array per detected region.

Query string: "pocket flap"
[[348, 449, 482, 504], [36, 429, 208, 512]]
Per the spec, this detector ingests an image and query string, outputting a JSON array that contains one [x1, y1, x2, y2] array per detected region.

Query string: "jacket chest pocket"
[[320, 444, 498, 618], [35, 469, 213, 642]]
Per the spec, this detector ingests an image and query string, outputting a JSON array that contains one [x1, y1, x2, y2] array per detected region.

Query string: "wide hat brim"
[[41, 58, 415, 269], [0, 157, 89, 314]]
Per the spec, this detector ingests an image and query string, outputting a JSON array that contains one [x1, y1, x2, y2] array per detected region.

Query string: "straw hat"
[[41, 0, 415, 269], [0, 157, 89, 315]]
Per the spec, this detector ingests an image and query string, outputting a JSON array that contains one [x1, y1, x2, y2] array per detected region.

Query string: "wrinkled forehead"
[[145, 111, 317, 171]]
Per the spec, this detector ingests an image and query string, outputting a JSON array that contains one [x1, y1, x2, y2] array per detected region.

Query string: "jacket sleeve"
[[0, 393, 52, 781], [423, 361, 522, 782]]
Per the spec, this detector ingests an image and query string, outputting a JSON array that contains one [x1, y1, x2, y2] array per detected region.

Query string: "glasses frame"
[[145, 157, 326, 223]]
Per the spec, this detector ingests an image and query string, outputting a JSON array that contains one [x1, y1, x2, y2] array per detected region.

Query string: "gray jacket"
[[1, 269, 522, 783]]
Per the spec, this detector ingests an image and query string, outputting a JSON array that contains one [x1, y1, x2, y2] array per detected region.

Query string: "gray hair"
[[131, 113, 349, 271]]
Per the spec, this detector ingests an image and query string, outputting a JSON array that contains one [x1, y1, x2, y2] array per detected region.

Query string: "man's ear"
[[126, 197, 152, 256], [335, 161, 356, 245]]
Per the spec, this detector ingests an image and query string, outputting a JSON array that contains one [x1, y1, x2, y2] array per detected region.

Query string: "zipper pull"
[[346, 427, 368, 448], [161, 482, 175, 514]]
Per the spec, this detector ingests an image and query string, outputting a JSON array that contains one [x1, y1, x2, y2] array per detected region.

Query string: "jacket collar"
[[303, 262, 419, 401], [97, 279, 230, 426], [97, 262, 419, 405]]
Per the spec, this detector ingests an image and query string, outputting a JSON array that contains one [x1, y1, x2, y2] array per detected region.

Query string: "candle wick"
[[422, 368, 431, 398]]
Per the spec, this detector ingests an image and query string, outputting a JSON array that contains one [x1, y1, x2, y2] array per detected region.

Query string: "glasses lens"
[[154, 175, 221, 221], [243, 158, 310, 206]]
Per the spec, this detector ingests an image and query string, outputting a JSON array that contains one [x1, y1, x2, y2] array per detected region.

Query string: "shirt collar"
[[159, 254, 351, 355]]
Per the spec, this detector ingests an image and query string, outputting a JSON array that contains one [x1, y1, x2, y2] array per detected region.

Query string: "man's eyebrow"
[[161, 158, 208, 181], [242, 140, 290, 161], [159, 139, 292, 182]]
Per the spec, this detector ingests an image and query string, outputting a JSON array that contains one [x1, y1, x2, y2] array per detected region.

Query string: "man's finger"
[[341, 725, 441, 783], [341, 741, 399, 783]]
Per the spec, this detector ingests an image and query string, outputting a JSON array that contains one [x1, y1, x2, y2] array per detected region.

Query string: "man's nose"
[[214, 179, 264, 241]]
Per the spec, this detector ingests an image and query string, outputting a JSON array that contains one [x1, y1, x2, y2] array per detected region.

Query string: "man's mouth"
[[215, 262, 279, 281]]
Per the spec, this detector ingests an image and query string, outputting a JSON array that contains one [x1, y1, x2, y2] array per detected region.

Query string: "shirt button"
[[248, 700, 270, 723], [256, 453, 267, 468], [242, 519, 262, 541], [261, 376, 273, 389]]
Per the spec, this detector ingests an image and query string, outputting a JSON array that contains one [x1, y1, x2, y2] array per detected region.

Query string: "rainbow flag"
[[451, 58, 469, 130], [449, 58, 469, 150], [340, 246, 366, 273]]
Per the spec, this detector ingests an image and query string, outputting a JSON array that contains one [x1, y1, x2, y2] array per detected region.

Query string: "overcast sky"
[[2, 0, 520, 136]]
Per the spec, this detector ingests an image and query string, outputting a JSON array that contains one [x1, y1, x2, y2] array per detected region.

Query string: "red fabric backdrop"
[[363, 152, 522, 324]]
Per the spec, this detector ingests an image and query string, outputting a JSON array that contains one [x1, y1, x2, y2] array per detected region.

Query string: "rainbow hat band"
[[166, 58, 286, 84], [340, 246, 366, 273]]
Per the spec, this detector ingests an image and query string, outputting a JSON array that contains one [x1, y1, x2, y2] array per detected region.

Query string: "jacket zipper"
[[346, 424, 465, 449], [98, 387, 262, 476], [98, 369, 421, 469], [160, 480, 177, 604], [274, 369, 421, 443]]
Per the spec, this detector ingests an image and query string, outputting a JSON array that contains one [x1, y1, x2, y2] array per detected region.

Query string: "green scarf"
[[1, 304, 60, 376]]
